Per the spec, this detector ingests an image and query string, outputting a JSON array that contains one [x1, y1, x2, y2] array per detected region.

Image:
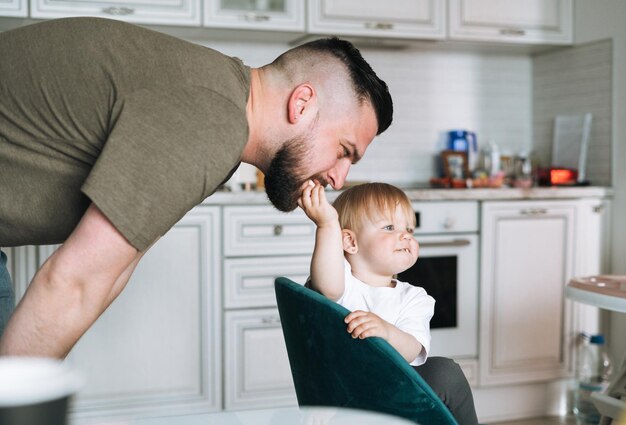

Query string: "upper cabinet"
[[307, 0, 446, 40], [0, 0, 26, 17], [204, 0, 304, 32], [30, 0, 201, 26], [448, 0, 573, 45]]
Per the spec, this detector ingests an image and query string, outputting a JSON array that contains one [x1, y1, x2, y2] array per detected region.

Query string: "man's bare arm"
[[0, 204, 144, 358]]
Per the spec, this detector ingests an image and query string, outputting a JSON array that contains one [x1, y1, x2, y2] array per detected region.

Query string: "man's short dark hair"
[[285, 37, 393, 135]]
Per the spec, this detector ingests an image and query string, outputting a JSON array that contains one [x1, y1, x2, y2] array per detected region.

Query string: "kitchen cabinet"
[[9, 206, 222, 420], [0, 0, 26, 17], [30, 0, 201, 26], [448, 0, 573, 45], [204, 0, 304, 32], [224, 308, 296, 410], [479, 199, 609, 386], [307, 0, 446, 40], [221, 205, 314, 410]]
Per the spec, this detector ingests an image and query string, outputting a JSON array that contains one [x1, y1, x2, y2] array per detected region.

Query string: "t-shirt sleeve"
[[82, 87, 247, 251], [396, 286, 435, 366]]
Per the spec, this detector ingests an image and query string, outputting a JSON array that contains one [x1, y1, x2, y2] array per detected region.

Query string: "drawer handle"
[[273, 225, 283, 236], [593, 205, 605, 213], [520, 208, 547, 215], [364, 22, 394, 30], [420, 239, 471, 248], [243, 13, 271, 22], [262, 316, 281, 324], [499, 28, 526, 36], [102, 6, 135, 15]]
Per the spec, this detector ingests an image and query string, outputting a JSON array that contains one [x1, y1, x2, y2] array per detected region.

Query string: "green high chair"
[[274, 277, 459, 425]]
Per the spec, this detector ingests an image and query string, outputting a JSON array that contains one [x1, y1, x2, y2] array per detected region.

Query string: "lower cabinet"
[[223, 308, 296, 410], [67, 206, 223, 419], [7, 206, 223, 421], [479, 199, 610, 386]]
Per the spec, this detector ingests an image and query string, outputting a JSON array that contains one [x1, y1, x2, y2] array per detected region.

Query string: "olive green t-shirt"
[[0, 18, 250, 251]]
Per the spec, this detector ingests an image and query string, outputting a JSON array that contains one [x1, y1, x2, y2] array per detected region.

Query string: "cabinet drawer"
[[224, 256, 309, 309], [223, 206, 315, 257], [224, 309, 296, 410]]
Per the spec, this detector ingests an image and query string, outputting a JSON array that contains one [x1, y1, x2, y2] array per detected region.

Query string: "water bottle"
[[573, 333, 613, 424]]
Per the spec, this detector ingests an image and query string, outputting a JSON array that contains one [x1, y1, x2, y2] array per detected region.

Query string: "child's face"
[[352, 203, 419, 276]]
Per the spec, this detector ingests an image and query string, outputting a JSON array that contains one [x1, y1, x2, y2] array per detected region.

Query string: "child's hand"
[[344, 310, 391, 341], [298, 180, 338, 227]]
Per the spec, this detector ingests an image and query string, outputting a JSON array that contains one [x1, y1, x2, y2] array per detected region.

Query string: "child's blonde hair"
[[332, 182, 415, 231]]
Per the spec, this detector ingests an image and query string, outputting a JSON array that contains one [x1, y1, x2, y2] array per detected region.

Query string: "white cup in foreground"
[[0, 357, 81, 425]]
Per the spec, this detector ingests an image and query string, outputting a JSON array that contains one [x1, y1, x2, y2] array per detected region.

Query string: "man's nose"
[[327, 160, 351, 190]]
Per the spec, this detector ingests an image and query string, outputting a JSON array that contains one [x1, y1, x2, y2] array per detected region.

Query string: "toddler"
[[299, 181, 478, 425]]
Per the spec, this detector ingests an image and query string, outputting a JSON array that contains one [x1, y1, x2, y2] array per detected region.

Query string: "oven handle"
[[419, 239, 471, 248]]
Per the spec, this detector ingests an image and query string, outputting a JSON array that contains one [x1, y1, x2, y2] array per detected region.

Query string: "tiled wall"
[[532, 39, 613, 186], [201, 39, 533, 186]]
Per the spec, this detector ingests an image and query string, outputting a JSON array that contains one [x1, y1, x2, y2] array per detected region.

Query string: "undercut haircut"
[[271, 37, 393, 135]]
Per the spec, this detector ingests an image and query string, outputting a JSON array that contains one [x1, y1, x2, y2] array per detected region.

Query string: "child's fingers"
[[344, 310, 367, 323]]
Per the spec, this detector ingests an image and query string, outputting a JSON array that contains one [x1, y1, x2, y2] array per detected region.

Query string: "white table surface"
[[76, 406, 416, 425]]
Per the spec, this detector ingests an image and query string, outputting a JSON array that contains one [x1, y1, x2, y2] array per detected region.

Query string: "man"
[[0, 17, 393, 358]]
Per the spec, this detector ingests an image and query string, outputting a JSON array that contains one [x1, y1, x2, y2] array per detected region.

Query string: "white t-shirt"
[[337, 261, 435, 366]]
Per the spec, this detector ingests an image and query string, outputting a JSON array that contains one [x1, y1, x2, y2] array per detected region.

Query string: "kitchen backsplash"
[[195, 37, 610, 187], [533, 39, 613, 186]]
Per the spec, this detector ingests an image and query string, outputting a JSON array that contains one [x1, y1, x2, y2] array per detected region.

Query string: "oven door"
[[397, 234, 478, 359]]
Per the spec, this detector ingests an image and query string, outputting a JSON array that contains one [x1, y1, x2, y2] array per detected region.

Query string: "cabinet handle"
[[243, 13, 271, 22], [273, 224, 283, 236], [419, 239, 471, 248], [102, 6, 135, 15], [499, 28, 526, 36], [364, 22, 394, 30], [520, 208, 548, 215], [593, 205, 605, 213], [262, 316, 281, 324]]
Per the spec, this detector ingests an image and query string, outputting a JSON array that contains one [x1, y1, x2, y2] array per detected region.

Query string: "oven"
[[397, 201, 479, 359]]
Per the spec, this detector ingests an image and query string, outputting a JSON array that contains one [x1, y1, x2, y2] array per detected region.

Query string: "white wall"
[[198, 39, 532, 186], [574, 0, 626, 365]]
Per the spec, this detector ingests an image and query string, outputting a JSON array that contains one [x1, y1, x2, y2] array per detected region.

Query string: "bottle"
[[573, 333, 613, 425]]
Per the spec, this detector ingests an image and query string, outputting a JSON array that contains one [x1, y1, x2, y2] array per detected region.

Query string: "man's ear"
[[342, 229, 358, 254], [287, 83, 316, 124]]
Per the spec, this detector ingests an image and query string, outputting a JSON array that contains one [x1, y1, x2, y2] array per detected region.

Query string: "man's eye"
[[342, 146, 350, 158]]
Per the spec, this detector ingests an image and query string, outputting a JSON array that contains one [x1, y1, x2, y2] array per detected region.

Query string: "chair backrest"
[[275, 277, 458, 425]]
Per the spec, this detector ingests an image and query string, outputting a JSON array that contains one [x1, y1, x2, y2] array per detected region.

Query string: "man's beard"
[[265, 134, 323, 212]]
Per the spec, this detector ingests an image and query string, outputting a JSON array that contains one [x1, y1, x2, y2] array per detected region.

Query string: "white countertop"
[[203, 186, 612, 205]]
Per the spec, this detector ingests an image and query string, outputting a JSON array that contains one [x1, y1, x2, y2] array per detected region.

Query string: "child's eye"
[[383, 225, 394, 231], [406, 228, 414, 234]]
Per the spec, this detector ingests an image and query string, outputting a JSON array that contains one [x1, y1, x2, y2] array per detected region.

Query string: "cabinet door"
[[204, 0, 304, 31], [223, 256, 309, 309], [479, 201, 576, 386], [0, 0, 26, 17], [571, 199, 612, 337], [449, 0, 573, 45], [30, 0, 200, 26], [307, 0, 446, 40], [30, 207, 223, 419], [224, 308, 296, 410], [223, 205, 315, 257]]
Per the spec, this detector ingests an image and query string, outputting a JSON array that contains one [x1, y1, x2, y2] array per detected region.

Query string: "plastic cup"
[[0, 357, 81, 425]]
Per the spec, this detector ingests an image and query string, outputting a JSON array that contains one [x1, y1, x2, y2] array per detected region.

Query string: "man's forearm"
[[0, 250, 141, 358]]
